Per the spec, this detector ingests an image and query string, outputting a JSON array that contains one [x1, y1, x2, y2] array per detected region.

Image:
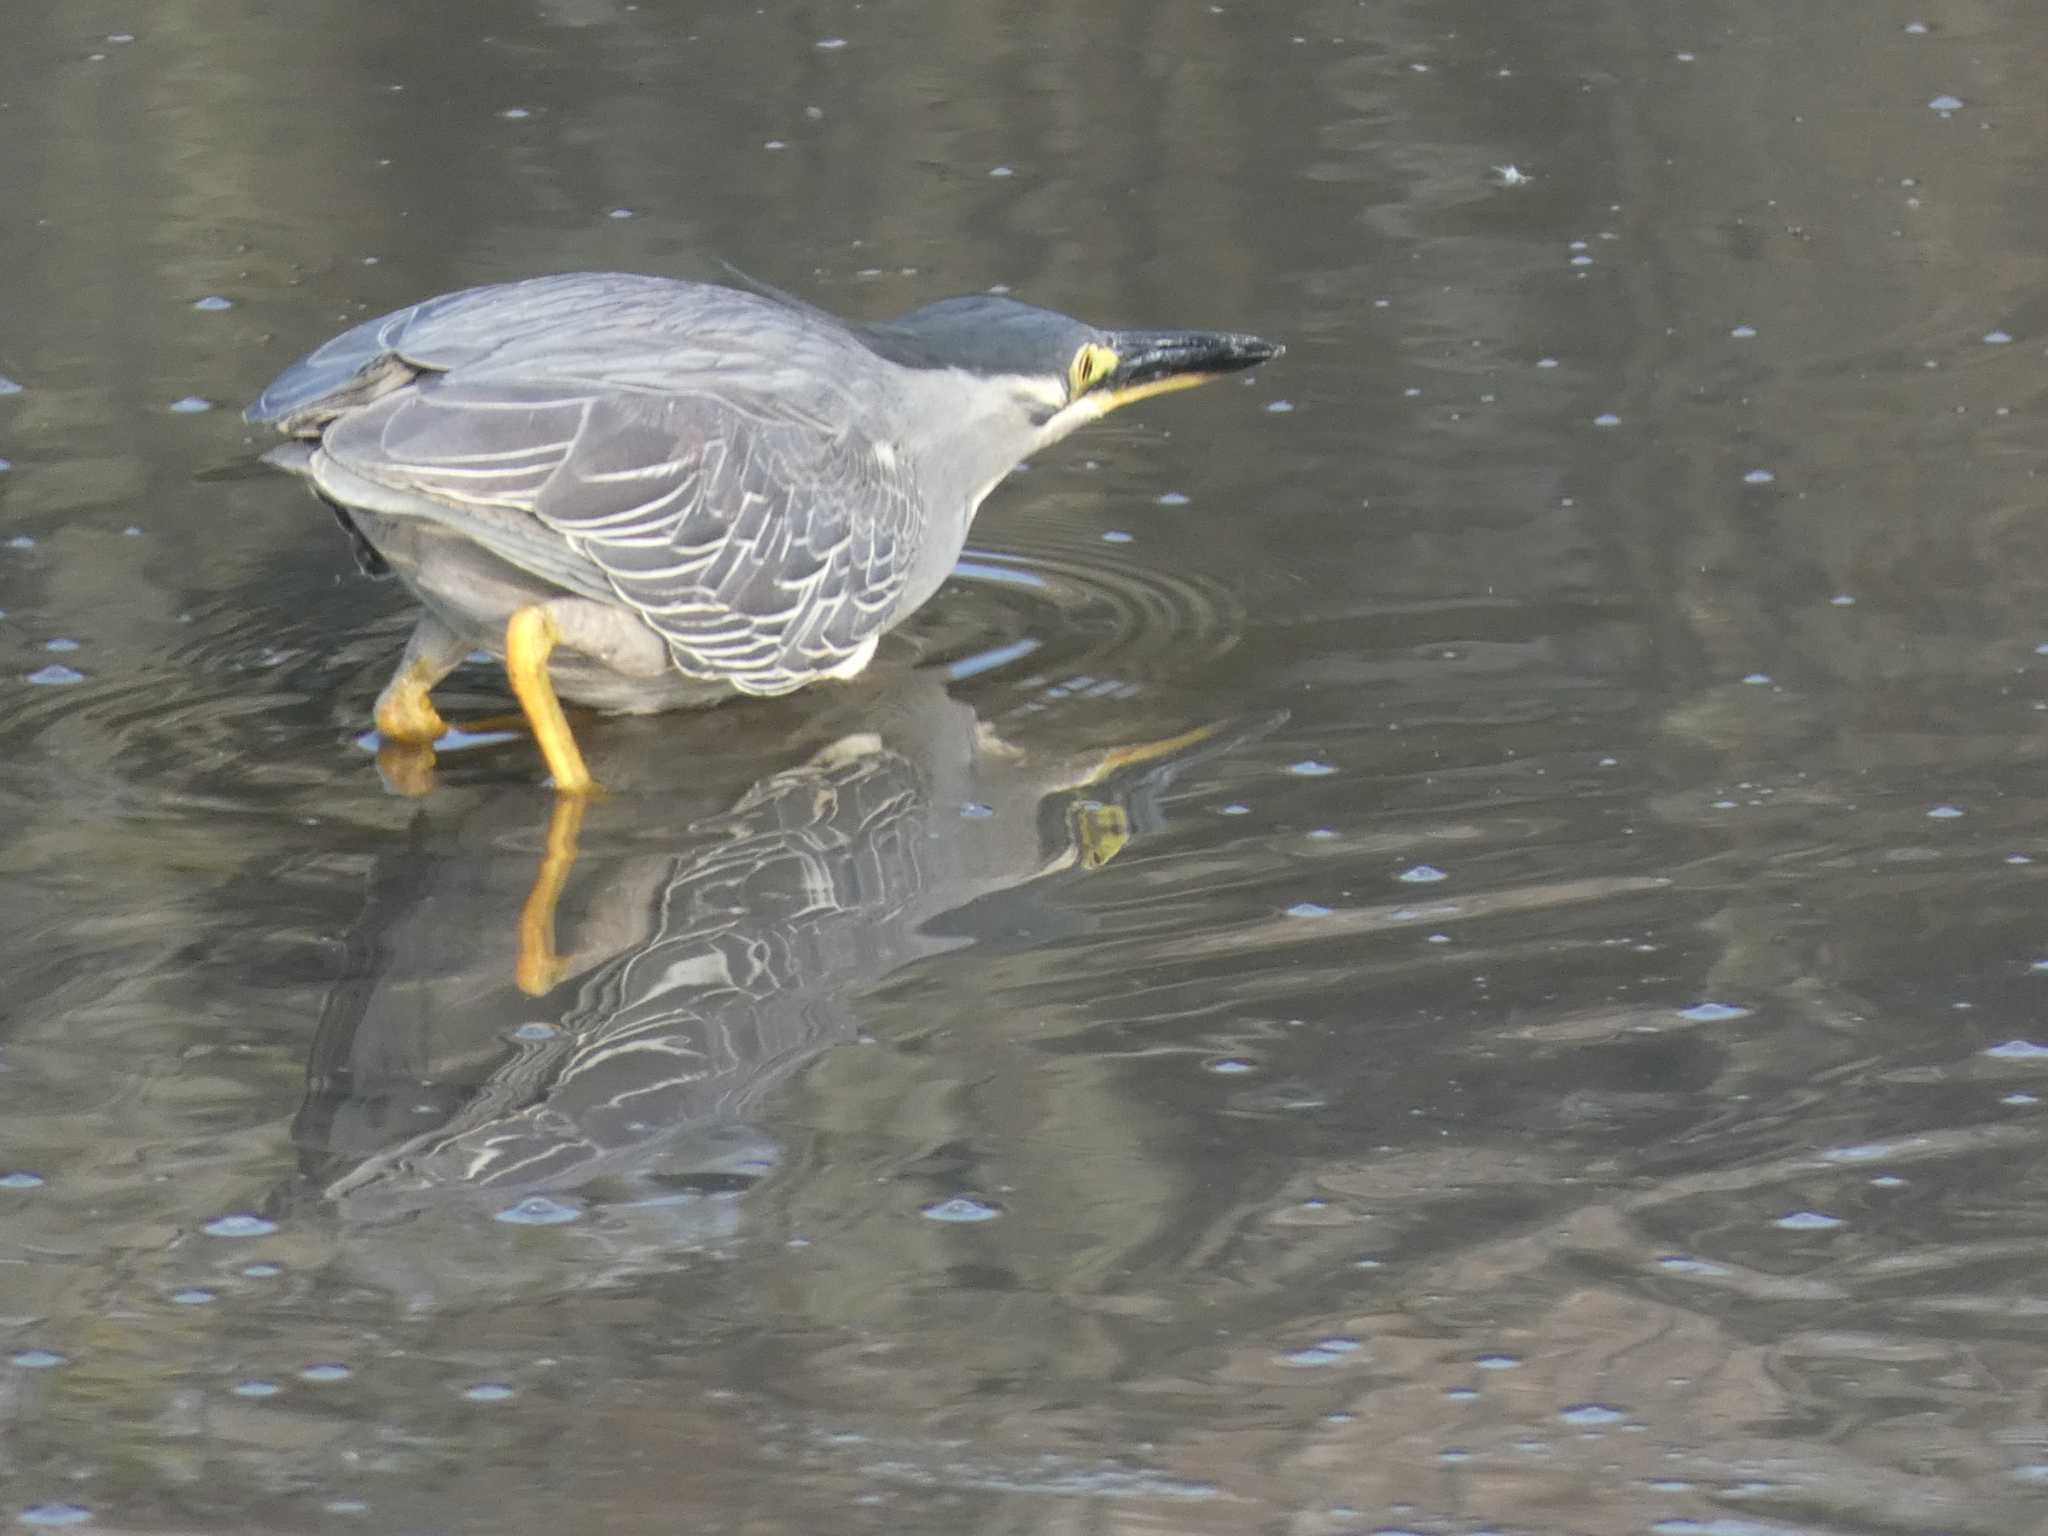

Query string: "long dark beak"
[[1112, 330, 1282, 384], [1096, 329, 1282, 411]]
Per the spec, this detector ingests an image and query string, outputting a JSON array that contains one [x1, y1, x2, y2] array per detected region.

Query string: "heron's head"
[[861, 294, 1281, 451]]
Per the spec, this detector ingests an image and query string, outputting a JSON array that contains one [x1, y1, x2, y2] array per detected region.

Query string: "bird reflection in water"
[[292, 667, 1260, 1234]]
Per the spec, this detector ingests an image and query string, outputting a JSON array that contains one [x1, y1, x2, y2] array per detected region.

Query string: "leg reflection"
[[517, 791, 589, 997]]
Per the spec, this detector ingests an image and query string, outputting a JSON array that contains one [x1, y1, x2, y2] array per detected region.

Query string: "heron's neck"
[[903, 368, 1083, 531]]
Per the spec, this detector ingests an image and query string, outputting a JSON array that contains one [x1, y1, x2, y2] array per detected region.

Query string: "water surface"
[[5, 4, 2048, 1532]]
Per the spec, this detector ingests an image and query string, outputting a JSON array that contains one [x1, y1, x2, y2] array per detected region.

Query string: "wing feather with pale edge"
[[319, 377, 920, 692]]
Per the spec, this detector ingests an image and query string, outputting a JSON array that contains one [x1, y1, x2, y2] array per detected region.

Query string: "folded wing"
[[318, 375, 920, 692]]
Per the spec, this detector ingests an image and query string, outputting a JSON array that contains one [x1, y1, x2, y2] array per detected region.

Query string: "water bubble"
[[0, 459, 10, 473], [1830, 593, 1855, 606], [204, 1213, 277, 1238], [44, 639, 79, 653], [1288, 759, 1336, 777], [168, 396, 213, 414], [0, 1171, 46, 1190], [1742, 469, 1775, 485], [1592, 412, 1620, 427], [1285, 901, 1333, 918], [193, 295, 234, 311], [18, 1504, 93, 1528], [1281, 1337, 1361, 1367], [1100, 529, 1133, 544], [607, 208, 635, 220], [1397, 865, 1447, 884], [1656, 1255, 1729, 1276], [1985, 330, 2014, 345], [494, 1196, 582, 1226], [232, 1380, 281, 1399], [2002, 1092, 2039, 1106], [507, 1021, 558, 1042], [463, 1382, 516, 1402], [1677, 1002, 1751, 1022], [1741, 672, 1772, 686], [1560, 1403, 1624, 1426], [921, 1196, 1002, 1223], [1156, 491, 1190, 506], [10, 1350, 66, 1370], [988, 165, 1014, 178], [763, 139, 787, 151], [300, 1363, 352, 1382], [241, 1262, 282, 1278], [1905, 20, 1930, 34], [1730, 324, 1757, 339], [1206, 1058, 1256, 1075], [1927, 804, 1964, 819], [170, 1288, 216, 1306], [1984, 1039, 2048, 1059], [24, 666, 84, 687], [1474, 1354, 1521, 1370], [0, 376, 21, 395], [1264, 399, 1294, 413], [1536, 357, 1560, 369], [1774, 1210, 1844, 1231], [815, 36, 847, 49], [498, 107, 532, 120], [9, 535, 35, 549], [1928, 94, 1964, 114]]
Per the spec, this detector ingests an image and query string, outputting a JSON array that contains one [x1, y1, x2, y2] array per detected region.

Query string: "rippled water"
[[7, 4, 2048, 1533]]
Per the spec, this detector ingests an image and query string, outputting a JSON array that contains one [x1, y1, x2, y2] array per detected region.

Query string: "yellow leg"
[[504, 605, 595, 794], [516, 792, 587, 996]]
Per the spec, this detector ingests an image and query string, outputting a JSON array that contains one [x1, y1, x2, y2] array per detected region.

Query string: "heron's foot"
[[373, 614, 468, 746], [516, 792, 588, 996], [372, 678, 450, 746], [505, 605, 597, 795]]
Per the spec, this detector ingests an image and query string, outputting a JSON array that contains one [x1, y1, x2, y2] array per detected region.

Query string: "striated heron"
[[246, 273, 1279, 791]]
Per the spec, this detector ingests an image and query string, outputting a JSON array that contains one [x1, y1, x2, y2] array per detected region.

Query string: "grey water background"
[[5, 3, 2048, 1532]]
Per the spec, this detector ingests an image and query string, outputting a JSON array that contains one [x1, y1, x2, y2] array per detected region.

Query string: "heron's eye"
[[1068, 343, 1119, 398]]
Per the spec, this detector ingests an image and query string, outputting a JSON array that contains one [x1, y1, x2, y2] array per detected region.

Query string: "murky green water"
[[6, 4, 2048, 1531]]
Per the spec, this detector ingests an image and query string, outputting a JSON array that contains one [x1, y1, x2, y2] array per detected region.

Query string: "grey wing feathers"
[[320, 378, 921, 690], [245, 273, 856, 432], [242, 278, 525, 431]]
